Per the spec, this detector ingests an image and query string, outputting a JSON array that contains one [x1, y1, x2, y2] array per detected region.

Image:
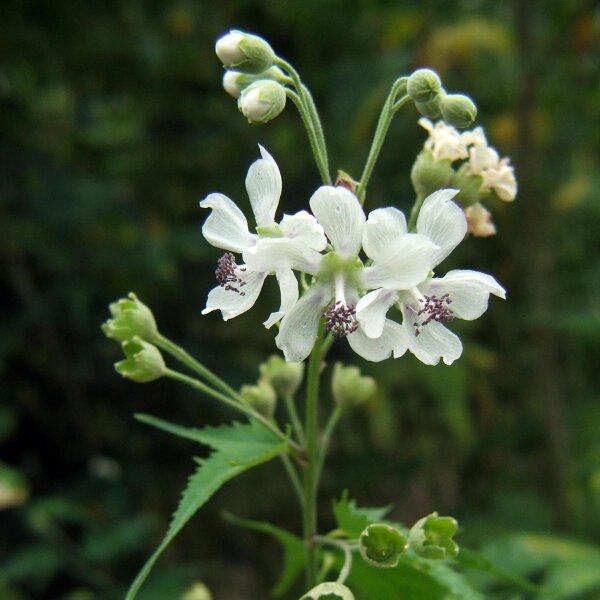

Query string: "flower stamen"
[[324, 301, 358, 337], [215, 252, 246, 295], [413, 293, 454, 336]]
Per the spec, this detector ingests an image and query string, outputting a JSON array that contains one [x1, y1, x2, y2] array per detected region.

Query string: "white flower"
[[273, 187, 436, 363], [468, 128, 517, 201], [357, 189, 505, 366], [200, 146, 326, 327], [419, 118, 471, 162]]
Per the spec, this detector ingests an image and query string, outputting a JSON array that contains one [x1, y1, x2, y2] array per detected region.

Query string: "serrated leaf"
[[126, 418, 288, 600], [332, 490, 391, 539], [223, 512, 304, 597]]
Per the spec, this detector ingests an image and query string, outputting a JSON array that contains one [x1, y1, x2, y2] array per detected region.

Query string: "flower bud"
[[450, 162, 484, 206], [239, 378, 277, 418], [182, 582, 213, 600], [215, 30, 275, 74], [301, 582, 355, 600], [465, 203, 497, 237], [359, 524, 408, 568], [407, 68, 443, 103], [331, 363, 376, 408], [102, 292, 157, 343], [410, 150, 454, 199], [238, 80, 286, 124], [409, 512, 459, 560], [439, 94, 477, 129], [259, 355, 304, 397], [335, 170, 359, 194], [222, 67, 286, 98], [115, 338, 166, 383]]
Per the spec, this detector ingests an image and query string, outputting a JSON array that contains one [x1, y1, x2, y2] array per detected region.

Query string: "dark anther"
[[413, 293, 454, 336], [215, 252, 246, 295], [324, 301, 359, 337]]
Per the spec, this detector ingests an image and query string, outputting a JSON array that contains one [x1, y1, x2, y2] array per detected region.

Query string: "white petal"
[[245, 145, 282, 227], [200, 193, 256, 252], [355, 289, 399, 338], [202, 269, 267, 321], [309, 186, 365, 257], [243, 238, 323, 275], [263, 268, 299, 329], [416, 189, 467, 266], [363, 207, 407, 260], [275, 285, 331, 362], [363, 234, 437, 290], [280, 211, 327, 251], [420, 269, 505, 321], [402, 310, 463, 366], [347, 319, 408, 362]]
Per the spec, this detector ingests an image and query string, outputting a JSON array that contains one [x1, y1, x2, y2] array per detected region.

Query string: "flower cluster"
[[200, 147, 505, 365], [414, 118, 517, 237]]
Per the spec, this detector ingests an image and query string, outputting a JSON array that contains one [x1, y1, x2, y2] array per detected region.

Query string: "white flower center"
[[323, 274, 358, 337]]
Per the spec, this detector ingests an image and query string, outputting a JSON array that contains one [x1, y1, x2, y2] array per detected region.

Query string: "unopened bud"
[[359, 524, 408, 568], [182, 582, 213, 600], [409, 512, 459, 560], [407, 69, 443, 103], [439, 94, 477, 129], [331, 363, 376, 408], [259, 355, 304, 397], [102, 292, 157, 342], [301, 582, 355, 600], [215, 30, 275, 74], [240, 379, 277, 418], [411, 150, 454, 199], [222, 67, 286, 98], [238, 80, 286, 124], [465, 203, 496, 237], [115, 338, 166, 383]]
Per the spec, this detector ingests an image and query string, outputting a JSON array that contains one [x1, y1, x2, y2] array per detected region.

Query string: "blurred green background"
[[1, 0, 599, 598]]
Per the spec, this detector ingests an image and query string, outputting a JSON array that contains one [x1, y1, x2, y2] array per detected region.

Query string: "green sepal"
[[359, 523, 409, 568], [115, 337, 165, 383], [409, 512, 459, 560], [102, 292, 157, 342], [451, 163, 485, 206], [411, 150, 455, 198], [331, 363, 376, 408]]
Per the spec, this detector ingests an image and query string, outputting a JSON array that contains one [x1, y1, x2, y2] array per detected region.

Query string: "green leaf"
[[222, 512, 304, 597], [126, 417, 288, 600], [332, 491, 391, 539]]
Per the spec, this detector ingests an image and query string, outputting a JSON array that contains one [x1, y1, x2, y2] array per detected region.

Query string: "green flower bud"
[[332, 363, 376, 408], [259, 355, 304, 397], [301, 582, 355, 600], [222, 66, 286, 99], [182, 582, 213, 600], [239, 378, 277, 418], [407, 68, 443, 103], [238, 80, 286, 124], [115, 337, 166, 383], [450, 162, 484, 206], [359, 523, 408, 568], [409, 512, 459, 560], [102, 292, 157, 342], [411, 150, 455, 199], [215, 30, 275, 74], [439, 94, 477, 129]]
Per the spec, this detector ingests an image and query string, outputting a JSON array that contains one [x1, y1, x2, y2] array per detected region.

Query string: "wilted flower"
[[465, 202, 497, 237]]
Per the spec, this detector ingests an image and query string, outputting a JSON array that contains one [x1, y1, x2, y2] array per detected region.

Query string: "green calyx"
[[231, 31, 275, 74], [256, 223, 283, 237], [115, 338, 166, 383], [359, 523, 408, 568], [259, 355, 304, 397], [451, 163, 485, 206], [102, 292, 157, 343], [408, 512, 459, 560], [331, 363, 376, 408], [411, 150, 455, 199], [318, 252, 363, 285], [439, 93, 477, 129], [238, 80, 287, 124], [239, 379, 277, 419], [407, 68, 443, 103]]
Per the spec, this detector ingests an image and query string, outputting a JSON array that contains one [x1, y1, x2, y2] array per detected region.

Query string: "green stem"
[[303, 321, 326, 588], [164, 369, 296, 449], [302, 83, 330, 178], [315, 537, 358, 585], [315, 405, 343, 486], [153, 333, 238, 400], [407, 193, 426, 231], [356, 78, 409, 204], [280, 454, 305, 509], [284, 394, 306, 445]]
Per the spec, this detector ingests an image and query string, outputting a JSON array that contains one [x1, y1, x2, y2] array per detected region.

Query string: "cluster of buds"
[[411, 117, 517, 236], [407, 69, 477, 129], [102, 293, 166, 383], [216, 31, 288, 124]]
